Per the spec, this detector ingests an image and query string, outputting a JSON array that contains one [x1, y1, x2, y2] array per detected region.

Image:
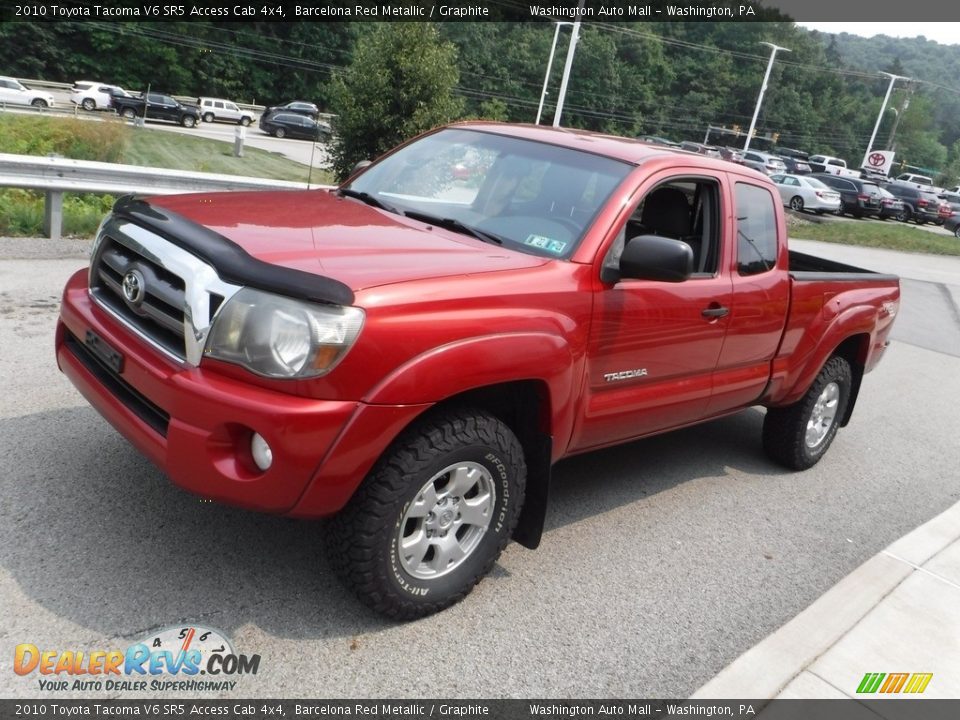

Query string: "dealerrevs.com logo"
[[856, 672, 933, 694], [14, 625, 260, 693]]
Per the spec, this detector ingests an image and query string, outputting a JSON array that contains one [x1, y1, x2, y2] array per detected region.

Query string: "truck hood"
[[148, 189, 549, 292]]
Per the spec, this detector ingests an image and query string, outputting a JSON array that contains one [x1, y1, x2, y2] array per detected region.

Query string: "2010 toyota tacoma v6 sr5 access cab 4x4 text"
[[57, 123, 900, 618]]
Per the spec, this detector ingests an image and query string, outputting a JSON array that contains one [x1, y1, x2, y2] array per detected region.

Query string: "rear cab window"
[[735, 183, 778, 275]]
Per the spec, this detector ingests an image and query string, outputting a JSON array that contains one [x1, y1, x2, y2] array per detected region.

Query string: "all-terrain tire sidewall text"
[[327, 410, 526, 619]]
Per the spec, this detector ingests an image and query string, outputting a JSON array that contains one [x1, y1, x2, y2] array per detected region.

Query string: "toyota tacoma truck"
[[56, 123, 900, 619]]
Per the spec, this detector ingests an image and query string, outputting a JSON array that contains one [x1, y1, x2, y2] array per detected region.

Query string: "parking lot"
[[1, 237, 958, 699]]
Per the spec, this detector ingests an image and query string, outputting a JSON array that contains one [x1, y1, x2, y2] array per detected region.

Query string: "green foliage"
[[792, 219, 960, 256], [0, 115, 129, 162], [0, 190, 115, 237], [328, 23, 464, 181]]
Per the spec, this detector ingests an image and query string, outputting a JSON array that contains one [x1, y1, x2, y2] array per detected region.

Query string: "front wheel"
[[120, 107, 136, 119], [789, 196, 805, 212], [240, 117, 251, 127], [31, 98, 48, 108], [954, 225, 960, 239], [327, 409, 526, 619], [181, 115, 197, 128], [763, 356, 852, 470], [81, 98, 96, 111]]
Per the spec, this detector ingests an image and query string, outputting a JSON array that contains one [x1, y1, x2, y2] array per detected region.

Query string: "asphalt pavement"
[[0, 237, 958, 699]]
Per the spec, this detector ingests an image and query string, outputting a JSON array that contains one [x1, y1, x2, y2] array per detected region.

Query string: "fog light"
[[250, 433, 273, 472]]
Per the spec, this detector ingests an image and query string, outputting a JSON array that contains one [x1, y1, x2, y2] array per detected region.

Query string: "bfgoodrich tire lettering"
[[326, 409, 526, 619], [762, 356, 852, 470]]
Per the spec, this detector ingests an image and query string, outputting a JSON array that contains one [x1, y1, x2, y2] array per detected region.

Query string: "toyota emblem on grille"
[[121, 269, 146, 305]]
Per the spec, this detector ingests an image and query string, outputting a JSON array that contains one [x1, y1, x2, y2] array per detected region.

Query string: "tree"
[[329, 23, 463, 181]]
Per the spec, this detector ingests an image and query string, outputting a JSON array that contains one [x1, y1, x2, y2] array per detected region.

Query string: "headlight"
[[204, 288, 364, 379]]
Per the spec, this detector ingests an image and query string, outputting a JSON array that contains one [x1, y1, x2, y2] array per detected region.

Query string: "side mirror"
[[618, 235, 693, 282]]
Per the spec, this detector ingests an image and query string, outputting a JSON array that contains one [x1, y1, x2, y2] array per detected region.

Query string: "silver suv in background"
[[198, 97, 255, 126], [742, 151, 787, 175]]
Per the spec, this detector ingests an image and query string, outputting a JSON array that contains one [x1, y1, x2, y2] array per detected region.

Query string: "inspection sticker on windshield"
[[524, 235, 567, 255]]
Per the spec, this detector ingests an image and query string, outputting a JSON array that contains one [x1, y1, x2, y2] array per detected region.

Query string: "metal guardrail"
[[0, 153, 328, 240]]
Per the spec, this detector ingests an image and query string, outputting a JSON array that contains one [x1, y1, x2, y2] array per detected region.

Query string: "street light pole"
[[863, 72, 909, 167], [535, 21, 572, 125], [553, 0, 585, 127], [744, 42, 790, 152]]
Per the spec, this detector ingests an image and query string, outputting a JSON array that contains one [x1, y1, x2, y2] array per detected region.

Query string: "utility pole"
[[887, 81, 915, 153], [744, 42, 790, 152], [535, 21, 573, 125], [863, 72, 909, 167], [552, 0, 585, 127]]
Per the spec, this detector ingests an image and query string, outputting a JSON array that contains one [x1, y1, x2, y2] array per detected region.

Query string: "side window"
[[606, 178, 721, 278], [735, 183, 778, 276], [215, 102, 224, 109]]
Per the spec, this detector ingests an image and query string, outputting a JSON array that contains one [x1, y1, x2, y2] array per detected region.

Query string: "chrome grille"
[[89, 219, 243, 365]]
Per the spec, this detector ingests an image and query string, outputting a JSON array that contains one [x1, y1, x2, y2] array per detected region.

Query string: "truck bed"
[[788, 249, 899, 282]]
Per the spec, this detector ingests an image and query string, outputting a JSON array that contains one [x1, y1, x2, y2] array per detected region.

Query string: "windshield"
[[344, 128, 632, 259]]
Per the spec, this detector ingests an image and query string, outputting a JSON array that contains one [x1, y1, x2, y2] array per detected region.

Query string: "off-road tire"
[[326, 409, 526, 620], [763, 356, 852, 470]]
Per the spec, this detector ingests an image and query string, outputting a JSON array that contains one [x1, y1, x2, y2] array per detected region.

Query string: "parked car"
[[770, 173, 841, 214], [638, 135, 680, 148], [112, 93, 201, 128], [779, 156, 812, 174], [259, 111, 331, 141], [717, 147, 744, 164], [944, 215, 960, 238], [807, 155, 859, 177], [811, 174, 882, 218], [57, 122, 900, 619], [0, 76, 54, 108], [741, 151, 787, 176], [876, 187, 905, 221], [679, 141, 721, 158], [895, 173, 934, 190], [884, 183, 942, 224], [264, 101, 319, 119], [71, 81, 128, 111], [198, 97, 255, 126]]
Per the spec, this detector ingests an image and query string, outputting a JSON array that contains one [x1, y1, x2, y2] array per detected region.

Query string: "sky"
[[797, 23, 960, 46]]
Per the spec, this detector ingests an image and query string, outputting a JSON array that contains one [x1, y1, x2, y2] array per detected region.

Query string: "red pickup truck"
[[57, 123, 900, 618]]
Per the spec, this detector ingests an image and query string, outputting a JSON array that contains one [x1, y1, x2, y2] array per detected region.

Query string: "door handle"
[[701, 304, 729, 319]]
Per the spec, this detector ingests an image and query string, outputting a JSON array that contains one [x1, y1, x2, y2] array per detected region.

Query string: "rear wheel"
[[240, 117, 251, 127], [789, 196, 805, 212], [274, 127, 286, 138], [954, 225, 960, 239], [81, 98, 96, 111], [327, 409, 526, 619], [895, 207, 911, 222], [202, 112, 215, 123], [120, 107, 136, 119], [763, 356, 852, 470]]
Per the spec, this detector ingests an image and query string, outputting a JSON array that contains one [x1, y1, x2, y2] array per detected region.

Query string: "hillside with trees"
[[2, 17, 959, 182]]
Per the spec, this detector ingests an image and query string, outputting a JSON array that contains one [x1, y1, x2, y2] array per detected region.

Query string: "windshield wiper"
[[403, 210, 504, 246], [337, 188, 399, 215]]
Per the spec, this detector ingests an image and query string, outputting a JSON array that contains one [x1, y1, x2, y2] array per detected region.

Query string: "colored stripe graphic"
[[880, 673, 909, 693], [857, 673, 885, 693], [904, 673, 933, 694]]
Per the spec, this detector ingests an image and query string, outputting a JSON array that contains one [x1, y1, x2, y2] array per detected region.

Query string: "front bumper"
[[56, 269, 427, 517]]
